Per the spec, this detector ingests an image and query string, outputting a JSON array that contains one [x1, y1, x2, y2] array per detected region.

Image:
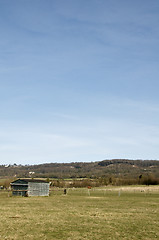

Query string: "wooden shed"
[[10, 179, 49, 197]]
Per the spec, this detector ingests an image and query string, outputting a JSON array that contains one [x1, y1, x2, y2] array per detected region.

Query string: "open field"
[[0, 186, 158, 240]]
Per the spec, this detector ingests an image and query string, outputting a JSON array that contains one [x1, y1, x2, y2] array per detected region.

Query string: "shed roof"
[[11, 178, 48, 184]]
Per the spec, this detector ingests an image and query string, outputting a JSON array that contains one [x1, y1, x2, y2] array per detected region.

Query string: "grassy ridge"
[[0, 186, 159, 239]]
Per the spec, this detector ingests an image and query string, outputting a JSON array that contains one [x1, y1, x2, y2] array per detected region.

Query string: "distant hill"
[[0, 159, 159, 180]]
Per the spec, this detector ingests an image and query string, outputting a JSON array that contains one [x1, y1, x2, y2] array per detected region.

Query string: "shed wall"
[[11, 184, 28, 196], [28, 182, 49, 196]]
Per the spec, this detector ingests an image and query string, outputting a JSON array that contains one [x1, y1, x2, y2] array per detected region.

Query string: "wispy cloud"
[[0, 111, 159, 164]]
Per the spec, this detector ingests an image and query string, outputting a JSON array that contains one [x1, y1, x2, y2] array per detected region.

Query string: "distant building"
[[5, 164, 10, 168], [10, 179, 49, 197]]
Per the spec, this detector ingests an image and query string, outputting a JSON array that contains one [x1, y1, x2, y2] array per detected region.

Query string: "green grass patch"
[[0, 186, 158, 239]]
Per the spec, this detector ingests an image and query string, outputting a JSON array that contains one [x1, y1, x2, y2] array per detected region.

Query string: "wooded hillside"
[[0, 159, 159, 181]]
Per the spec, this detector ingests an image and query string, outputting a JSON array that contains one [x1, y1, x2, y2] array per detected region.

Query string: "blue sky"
[[0, 0, 159, 164]]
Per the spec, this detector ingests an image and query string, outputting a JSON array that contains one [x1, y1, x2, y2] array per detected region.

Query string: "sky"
[[0, 0, 159, 165]]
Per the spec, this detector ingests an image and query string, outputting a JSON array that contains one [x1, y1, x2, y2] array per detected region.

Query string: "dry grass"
[[0, 186, 158, 239]]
